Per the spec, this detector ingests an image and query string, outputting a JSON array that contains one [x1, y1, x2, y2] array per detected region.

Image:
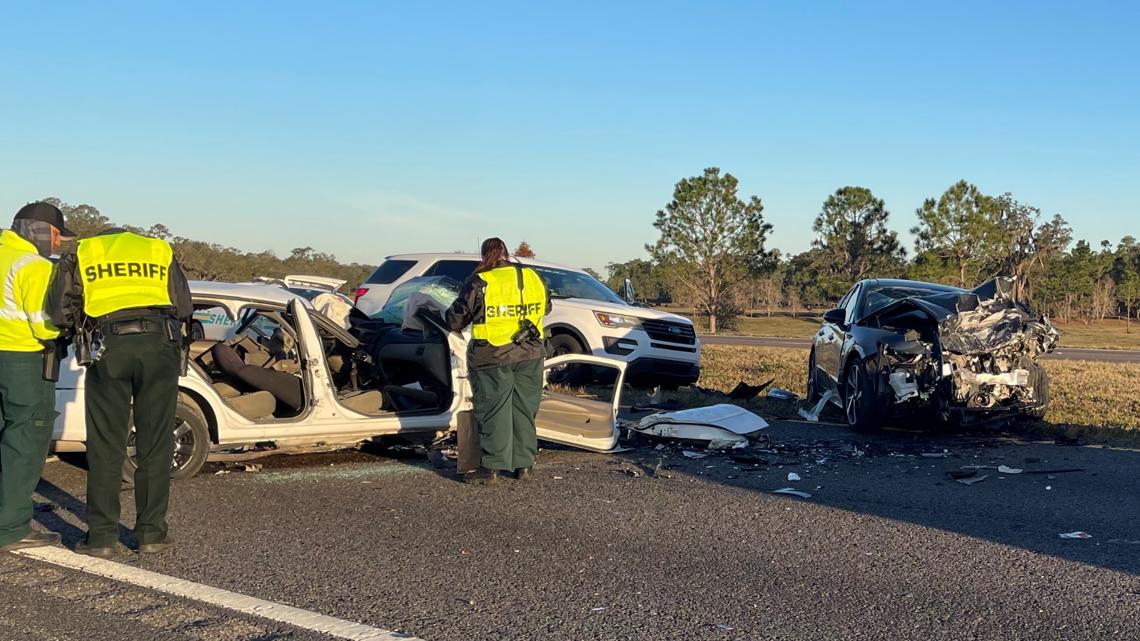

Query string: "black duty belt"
[[101, 317, 166, 336]]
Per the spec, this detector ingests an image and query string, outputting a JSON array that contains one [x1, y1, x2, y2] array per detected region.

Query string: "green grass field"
[[662, 308, 1140, 350], [618, 344, 1140, 446]]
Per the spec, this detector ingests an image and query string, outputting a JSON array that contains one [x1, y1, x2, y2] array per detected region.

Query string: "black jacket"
[[446, 262, 552, 370], [47, 230, 193, 332]]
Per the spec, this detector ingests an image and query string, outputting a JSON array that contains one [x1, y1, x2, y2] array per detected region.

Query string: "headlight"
[[594, 311, 642, 329]]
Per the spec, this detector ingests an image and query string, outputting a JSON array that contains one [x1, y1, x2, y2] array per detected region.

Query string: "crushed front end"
[[870, 278, 1058, 424]]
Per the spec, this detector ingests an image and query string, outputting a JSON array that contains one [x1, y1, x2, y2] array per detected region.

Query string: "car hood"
[[863, 277, 1058, 357], [552, 297, 693, 324]]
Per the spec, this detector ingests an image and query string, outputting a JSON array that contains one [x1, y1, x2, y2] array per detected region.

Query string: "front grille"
[[641, 319, 696, 345]]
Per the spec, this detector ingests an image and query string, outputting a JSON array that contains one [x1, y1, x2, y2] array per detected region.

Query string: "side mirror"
[[823, 308, 846, 325], [622, 278, 637, 306]]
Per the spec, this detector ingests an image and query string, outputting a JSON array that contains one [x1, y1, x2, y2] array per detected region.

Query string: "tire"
[[806, 349, 821, 403], [546, 334, 590, 386], [843, 359, 881, 431], [122, 394, 211, 483]]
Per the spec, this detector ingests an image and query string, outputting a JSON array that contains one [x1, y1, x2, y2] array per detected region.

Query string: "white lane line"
[[15, 546, 421, 641]]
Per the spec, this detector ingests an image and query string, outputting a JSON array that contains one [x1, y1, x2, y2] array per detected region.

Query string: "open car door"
[[535, 355, 626, 452]]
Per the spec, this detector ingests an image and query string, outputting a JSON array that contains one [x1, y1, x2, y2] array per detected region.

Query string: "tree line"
[[42, 198, 375, 290], [605, 169, 1140, 333]]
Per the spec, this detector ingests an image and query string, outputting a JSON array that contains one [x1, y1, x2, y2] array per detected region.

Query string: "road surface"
[[5, 420, 1139, 640], [700, 335, 1140, 363]]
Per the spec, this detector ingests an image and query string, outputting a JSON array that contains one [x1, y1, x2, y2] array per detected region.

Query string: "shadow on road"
[[608, 412, 1140, 578]]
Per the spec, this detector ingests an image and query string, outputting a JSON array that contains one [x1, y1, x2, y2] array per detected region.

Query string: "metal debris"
[[797, 390, 836, 422], [773, 488, 812, 499], [955, 474, 990, 486], [767, 387, 800, 401]]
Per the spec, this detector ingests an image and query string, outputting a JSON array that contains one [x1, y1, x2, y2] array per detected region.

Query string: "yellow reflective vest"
[[0, 230, 60, 351], [471, 265, 547, 347], [76, 232, 174, 318]]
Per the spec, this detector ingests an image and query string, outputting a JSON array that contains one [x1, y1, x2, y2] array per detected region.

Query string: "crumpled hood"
[[865, 277, 1059, 358]]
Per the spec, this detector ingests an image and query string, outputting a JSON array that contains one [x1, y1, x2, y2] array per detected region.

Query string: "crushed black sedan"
[[807, 277, 1058, 430]]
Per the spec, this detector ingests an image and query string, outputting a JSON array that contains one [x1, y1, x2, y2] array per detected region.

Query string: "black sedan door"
[[814, 283, 860, 393]]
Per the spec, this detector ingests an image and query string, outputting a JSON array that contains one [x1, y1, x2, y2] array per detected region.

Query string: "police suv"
[[353, 253, 700, 387]]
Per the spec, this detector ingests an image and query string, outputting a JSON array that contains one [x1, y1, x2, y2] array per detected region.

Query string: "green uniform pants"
[[85, 330, 180, 547], [469, 358, 543, 471], [0, 351, 56, 547]]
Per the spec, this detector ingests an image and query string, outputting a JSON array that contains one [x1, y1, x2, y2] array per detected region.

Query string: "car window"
[[843, 284, 862, 324], [529, 266, 626, 305], [425, 259, 479, 283], [192, 305, 239, 341], [366, 259, 417, 284], [835, 285, 856, 312], [374, 276, 463, 324]]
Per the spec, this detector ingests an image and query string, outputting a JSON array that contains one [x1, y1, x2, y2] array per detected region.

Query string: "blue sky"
[[1, 2, 1136, 272]]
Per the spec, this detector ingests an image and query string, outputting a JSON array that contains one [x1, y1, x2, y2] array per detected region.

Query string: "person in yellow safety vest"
[[47, 226, 192, 558], [0, 202, 75, 552], [444, 238, 551, 485]]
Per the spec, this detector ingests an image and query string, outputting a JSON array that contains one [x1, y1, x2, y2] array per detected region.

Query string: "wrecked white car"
[[808, 278, 1057, 430], [53, 278, 628, 479]]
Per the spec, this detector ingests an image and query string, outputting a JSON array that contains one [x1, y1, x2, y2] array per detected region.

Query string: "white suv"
[[354, 253, 701, 387]]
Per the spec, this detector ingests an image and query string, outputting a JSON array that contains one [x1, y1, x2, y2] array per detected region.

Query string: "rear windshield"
[[366, 259, 417, 284]]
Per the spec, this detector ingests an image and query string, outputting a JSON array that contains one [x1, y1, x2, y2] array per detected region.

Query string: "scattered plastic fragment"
[[767, 387, 800, 401], [997, 465, 1023, 474], [590, 607, 607, 612], [1045, 485, 1052, 490], [243, 463, 262, 473], [920, 452, 949, 458], [797, 390, 836, 422], [1059, 531, 1092, 539], [955, 474, 990, 486], [948, 470, 978, 480], [773, 488, 812, 499], [787, 472, 802, 482], [682, 450, 708, 459]]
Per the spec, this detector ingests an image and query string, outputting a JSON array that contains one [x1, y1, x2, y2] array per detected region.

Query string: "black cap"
[[14, 202, 77, 240]]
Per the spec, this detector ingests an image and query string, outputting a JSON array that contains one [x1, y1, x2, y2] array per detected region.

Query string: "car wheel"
[[806, 349, 821, 403], [546, 334, 589, 386], [843, 359, 881, 431], [122, 395, 211, 483]]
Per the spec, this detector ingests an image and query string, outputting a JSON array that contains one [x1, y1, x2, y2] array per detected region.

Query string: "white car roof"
[[384, 253, 588, 274], [189, 280, 310, 307]]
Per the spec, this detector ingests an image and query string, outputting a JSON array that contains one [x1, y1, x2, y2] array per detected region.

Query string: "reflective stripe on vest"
[[471, 266, 547, 347], [77, 233, 174, 318]]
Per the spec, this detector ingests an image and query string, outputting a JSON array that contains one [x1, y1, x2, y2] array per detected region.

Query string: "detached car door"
[[534, 354, 626, 452]]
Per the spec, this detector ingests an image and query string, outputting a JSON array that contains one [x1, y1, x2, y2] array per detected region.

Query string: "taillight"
[[355, 287, 369, 303]]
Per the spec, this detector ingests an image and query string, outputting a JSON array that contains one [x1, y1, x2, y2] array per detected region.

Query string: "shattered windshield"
[[373, 276, 462, 325], [862, 285, 960, 318]]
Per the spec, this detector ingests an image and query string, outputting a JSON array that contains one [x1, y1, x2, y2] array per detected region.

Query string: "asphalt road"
[[700, 335, 1140, 363], [7, 420, 1139, 640]]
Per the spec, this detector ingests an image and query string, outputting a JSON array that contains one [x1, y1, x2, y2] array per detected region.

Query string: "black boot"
[[463, 468, 500, 485], [514, 467, 534, 481]]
